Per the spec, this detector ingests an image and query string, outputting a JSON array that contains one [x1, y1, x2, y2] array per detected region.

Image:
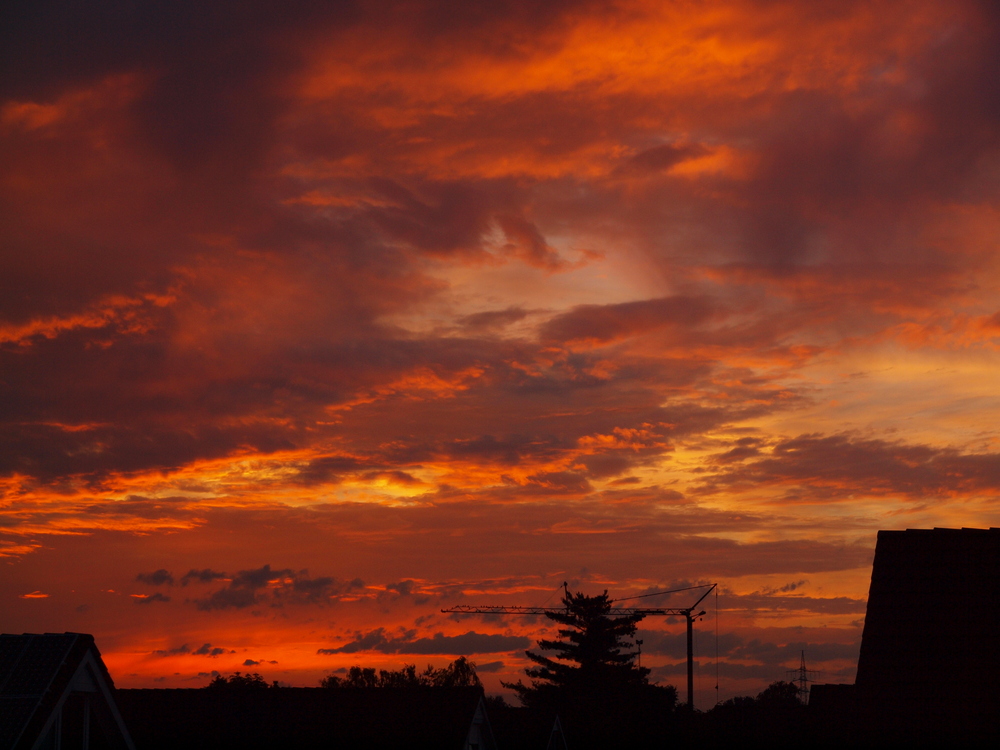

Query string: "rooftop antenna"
[[442, 582, 717, 709], [786, 650, 820, 704]]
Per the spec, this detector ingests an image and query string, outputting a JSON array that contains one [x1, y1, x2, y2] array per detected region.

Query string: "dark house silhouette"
[[115, 685, 497, 750], [0, 632, 135, 750], [812, 527, 1000, 745]]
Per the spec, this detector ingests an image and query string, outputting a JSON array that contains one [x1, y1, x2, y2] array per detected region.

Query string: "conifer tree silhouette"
[[503, 588, 660, 708]]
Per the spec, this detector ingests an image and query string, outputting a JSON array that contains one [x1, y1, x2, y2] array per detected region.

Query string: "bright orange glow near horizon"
[[3, 0, 1000, 705]]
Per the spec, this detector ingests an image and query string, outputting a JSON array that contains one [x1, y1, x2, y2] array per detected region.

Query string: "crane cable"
[[535, 579, 566, 608], [611, 583, 715, 603]]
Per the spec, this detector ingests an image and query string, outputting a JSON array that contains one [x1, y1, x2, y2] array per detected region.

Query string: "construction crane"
[[442, 582, 717, 709]]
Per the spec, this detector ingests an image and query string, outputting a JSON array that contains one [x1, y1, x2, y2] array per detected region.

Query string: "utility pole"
[[442, 583, 716, 709]]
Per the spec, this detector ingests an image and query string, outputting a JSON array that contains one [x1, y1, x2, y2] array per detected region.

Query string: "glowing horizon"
[[3, 0, 1000, 704]]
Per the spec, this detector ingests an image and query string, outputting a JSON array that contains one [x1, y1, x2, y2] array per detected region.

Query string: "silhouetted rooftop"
[[0, 632, 133, 749], [853, 527, 1000, 743]]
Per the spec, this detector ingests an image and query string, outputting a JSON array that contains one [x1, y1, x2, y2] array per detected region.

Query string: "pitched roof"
[[0, 632, 134, 750], [854, 527, 1000, 741], [857, 527, 1000, 694]]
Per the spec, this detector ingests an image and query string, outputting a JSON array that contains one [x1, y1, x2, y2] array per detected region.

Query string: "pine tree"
[[503, 588, 661, 708], [503, 588, 677, 748]]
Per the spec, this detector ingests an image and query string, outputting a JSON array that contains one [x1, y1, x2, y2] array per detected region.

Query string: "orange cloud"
[[4, 0, 1000, 703]]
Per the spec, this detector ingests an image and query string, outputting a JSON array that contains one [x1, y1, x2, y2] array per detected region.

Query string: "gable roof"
[[0, 632, 135, 750]]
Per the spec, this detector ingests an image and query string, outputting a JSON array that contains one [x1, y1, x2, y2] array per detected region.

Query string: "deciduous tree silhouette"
[[320, 656, 482, 689], [205, 672, 277, 690], [706, 680, 806, 747]]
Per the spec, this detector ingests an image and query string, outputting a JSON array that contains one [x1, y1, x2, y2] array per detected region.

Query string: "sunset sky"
[[3, 0, 1000, 705]]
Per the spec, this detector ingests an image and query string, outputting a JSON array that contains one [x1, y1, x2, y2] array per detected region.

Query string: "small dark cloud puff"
[[474, 660, 504, 673], [134, 592, 171, 605], [385, 580, 416, 596], [193, 643, 231, 657], [151, 642, 231, 658], [136, 569, 174, 586], [181, 569, 228, 586]]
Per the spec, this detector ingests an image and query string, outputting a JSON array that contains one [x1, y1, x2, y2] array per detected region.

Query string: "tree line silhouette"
[[320, 656, 482, 689], [202, 589, 812, 748]]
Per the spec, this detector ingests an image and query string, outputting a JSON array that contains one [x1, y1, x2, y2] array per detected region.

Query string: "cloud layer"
[[3, 0, 1000, 701]]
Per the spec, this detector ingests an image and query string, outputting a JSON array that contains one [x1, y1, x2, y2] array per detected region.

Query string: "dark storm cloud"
[[0, 323, 305, 482], [699, 433, 1000, 499], [318, 628, 530, 655], [577, 453, 636, 478], [4, 1, 998, 699], [458, 307, 530, 332], [726, 638, 859, 665], [1, 483, 874, 591], [737, 11, 1000, 269], [445, 434, 563, 465], [350, 178, 537, 260], [524, 471, 592, 493], [1, 1, 364, 177], [193, 564, 365, 610], [723, 591, 867, 616], [539, 296, 716, 345], [294, 456, 371, 485], [195, 587, 259, 612], [712, 438, 765, 465], [624, 143, 710, 174], [0, 301, 747, 485], [2, 0, 575, 341]]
